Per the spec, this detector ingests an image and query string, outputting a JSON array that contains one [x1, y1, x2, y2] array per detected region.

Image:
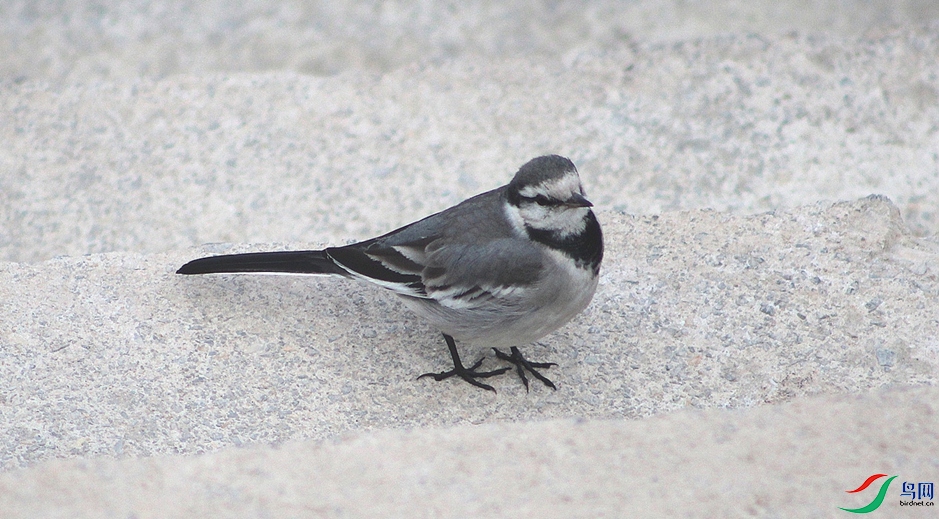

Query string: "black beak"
[[564, 192, 593, 208]]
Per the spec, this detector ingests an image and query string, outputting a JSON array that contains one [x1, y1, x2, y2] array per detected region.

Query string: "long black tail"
[[176, 250, 347, 276]]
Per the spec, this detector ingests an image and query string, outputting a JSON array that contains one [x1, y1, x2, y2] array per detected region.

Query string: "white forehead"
[[517, 170, 583, 199]]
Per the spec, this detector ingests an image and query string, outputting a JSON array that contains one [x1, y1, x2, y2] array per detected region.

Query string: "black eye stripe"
[[522, 194, 561, 206]]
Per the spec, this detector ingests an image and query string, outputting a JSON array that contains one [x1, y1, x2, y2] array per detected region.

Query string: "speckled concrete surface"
[[1, 1, 938, 517], [4, 27, 939, 263], [1, 386, 937, 518]]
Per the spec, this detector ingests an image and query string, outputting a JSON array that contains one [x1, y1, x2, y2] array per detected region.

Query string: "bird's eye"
[[533, 195, 554, 206]]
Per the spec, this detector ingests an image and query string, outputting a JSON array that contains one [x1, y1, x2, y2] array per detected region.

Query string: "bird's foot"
[[493, 346, 557, 391], [418, 356, 510, 392]]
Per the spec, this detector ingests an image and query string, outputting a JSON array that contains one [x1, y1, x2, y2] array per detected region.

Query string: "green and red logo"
[[839, 474, 897, 513], [840, 473, 935, 513]]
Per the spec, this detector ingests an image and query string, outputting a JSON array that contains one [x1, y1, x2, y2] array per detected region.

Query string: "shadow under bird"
[[177, 155, 603, 391]]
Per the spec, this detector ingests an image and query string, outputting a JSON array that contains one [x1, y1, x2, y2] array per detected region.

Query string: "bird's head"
[[505, 155, 594, 239]]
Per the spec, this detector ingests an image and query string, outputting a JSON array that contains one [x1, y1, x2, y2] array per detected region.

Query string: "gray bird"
[[177, 155, 603, 391]]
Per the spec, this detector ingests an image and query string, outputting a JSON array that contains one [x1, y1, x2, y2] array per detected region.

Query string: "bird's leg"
[[418, 334, 510, 392], [417, 334, 511, 393], [492, 346, 558, 391]]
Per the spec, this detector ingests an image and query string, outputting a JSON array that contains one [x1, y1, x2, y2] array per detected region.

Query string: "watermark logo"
[[840, 474, 935, 513], [839, 474, 896, 514], [901, 481, 935, 507]]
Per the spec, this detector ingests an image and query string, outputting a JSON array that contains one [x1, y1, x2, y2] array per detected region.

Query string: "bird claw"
[[419, 334, 510, 392], [492, 346, 558, 391], [418, 358, 510, 392]]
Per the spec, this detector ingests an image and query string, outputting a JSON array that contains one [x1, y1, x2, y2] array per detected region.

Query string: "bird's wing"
[[326, 217, 543, 305], [324, 188, 543, 302], [325, 234, 434, 298], [419, 238, 544, 309], [327, 230, 544, 306]]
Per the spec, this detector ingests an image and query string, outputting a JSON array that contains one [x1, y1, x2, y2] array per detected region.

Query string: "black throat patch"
[[525, 210, 603, 273]]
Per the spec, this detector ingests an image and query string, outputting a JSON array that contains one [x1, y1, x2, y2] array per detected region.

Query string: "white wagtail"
[[177, 155, 603, 391]]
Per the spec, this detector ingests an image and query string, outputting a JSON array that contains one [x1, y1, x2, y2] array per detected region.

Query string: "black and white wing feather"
[[324, 191, 545, 306]]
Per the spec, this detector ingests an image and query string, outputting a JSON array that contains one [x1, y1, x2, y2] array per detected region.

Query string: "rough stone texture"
[[1, 386, 937, 518], [1, 197, 937, 516], [3, 27, 939, 264], [1, 1, 938, 517]]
